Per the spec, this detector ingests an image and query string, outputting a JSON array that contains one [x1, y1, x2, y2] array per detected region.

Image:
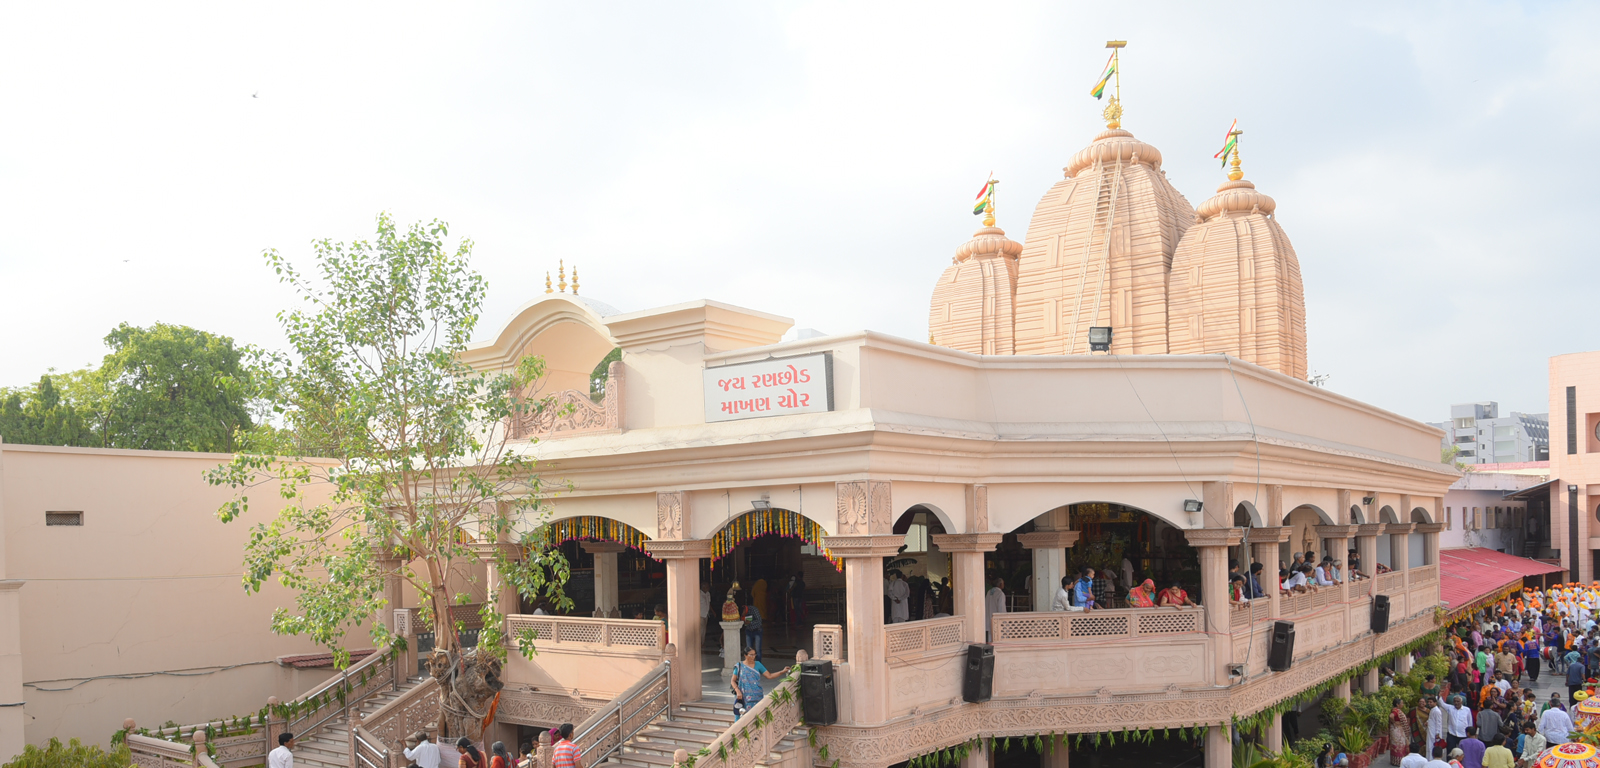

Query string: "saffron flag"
[[973, 179, 994, 215], [1089, 53, 1116, 99], [1214, 119, 1238, 168]]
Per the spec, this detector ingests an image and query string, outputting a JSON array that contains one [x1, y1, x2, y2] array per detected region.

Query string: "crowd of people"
[[1379, 583, 1600, 768]]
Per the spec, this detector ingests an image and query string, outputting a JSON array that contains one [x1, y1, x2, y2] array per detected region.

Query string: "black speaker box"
[[798, 660, 837, 726], [1371, 594, 1391, 634], [1268, 620, 1296, 671], [962, 644, 994, 703]]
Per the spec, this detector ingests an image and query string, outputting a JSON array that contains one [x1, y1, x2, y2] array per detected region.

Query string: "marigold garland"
[[542, 516, 657, 560], [711, 508, 841, 571]]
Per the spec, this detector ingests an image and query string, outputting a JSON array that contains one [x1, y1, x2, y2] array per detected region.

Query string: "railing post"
[[537, 730, 552, 768], [349, 709, 361, 768], [265, 697, 285, 754], [191, 731, 207, 768]]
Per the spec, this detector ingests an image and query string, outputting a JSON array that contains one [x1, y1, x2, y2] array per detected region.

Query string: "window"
[[1454, 417, 1475, 429], [45, 511, 83, 526]]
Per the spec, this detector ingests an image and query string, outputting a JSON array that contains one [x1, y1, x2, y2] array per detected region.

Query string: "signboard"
[[704, 352, 834, 423]]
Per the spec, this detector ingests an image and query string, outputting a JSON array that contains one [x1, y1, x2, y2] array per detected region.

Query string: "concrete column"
[[1040, 741, 1069, 768], [1205, 725, 1232, 768], [1185, 528, 1243, 684], [1263, 714, 1282, 753], [957, 745, 990, 768], [1398, 653, 1413, 674], [1415, 523, 1444, 566], [719, 621, 743, 674], [1016, 530, 1080, 612], [1386, 524, 1414, 576], [1250, 527, 1292, 617], [1355, 524, 1383, 580], [1333, 679, 1351, 703], [643, 539, 712, 704], [932, 534, 1004, 644], [583, 541, 627, 615], [822, 534, 904, 726], [1361, 667, 1379, 694]]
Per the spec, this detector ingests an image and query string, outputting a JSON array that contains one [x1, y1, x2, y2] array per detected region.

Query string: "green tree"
[[207, 213, 570, 741], [1, 738, 130, 768], [0, 375, 97, 446]]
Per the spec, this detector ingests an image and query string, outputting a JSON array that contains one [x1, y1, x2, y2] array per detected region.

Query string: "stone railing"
[[1410, 564, 1438, 584], [691, 673, 801, 768], [508, 361, 623, 440], [813, 624, 844, 661], [128, 732, 203, 768], [1375, 570, 1406, 595], [569, 662, 671, 765], [992, 607, 1203, 643], [506, 614, 665, 648], [1230, 600, 1269, 630], [362, 677, 441, 768], [885, 616, 964, 660], [283, 645, 400, 742]]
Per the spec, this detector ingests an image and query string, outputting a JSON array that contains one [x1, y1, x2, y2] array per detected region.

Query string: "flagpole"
[[1105, 40, 1126, 129]]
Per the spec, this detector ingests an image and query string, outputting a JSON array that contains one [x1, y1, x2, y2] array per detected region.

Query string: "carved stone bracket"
[[1355, 524, 1385, 538], [1382, 523, 1416, 536], [1183, 527, 1243, 548], [821, 534, 906, 559], [642, 539, 713, 561], [1412, 523, 1445, 535], [1313, 525, 1359, 540], [836, 481, 893, 535], [1245, 526, 1293, 544], [929, 533, 1004, 554], [1015, 531, 1080, 550]]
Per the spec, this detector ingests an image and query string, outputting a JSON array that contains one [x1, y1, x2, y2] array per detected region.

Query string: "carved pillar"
[[958, 746, 990, 768], [823, 534, 903, 726], [1332, 679, 1351, 703], [933, 533, 1005, 643], [1016, 529, 1080, 612], [1385, 523, 1415, 582], [1315, 525, 1358, 584], [1185, 528, 1243, 684], [643, 539, 711, 704], [1249, 527, 1291, 617], [1205, 725, 1232, 768], [1263, 714, 1282, 753], [1413, 522, 1444, 566], [1360, 666, 1379, 694], [1397, 654, 1413, 674], [1040, 743, 1068, 768], [582, 541, 626, 614], [1355, 524, 1383, 580]]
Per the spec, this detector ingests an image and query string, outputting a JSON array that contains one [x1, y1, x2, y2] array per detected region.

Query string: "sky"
[[1, 1, 1596, 423]]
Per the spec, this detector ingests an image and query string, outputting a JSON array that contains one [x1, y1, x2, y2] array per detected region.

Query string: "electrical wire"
[[24, 660, 278, 692], [1223, 355, 1266, 684], [1110, 354, 1199, 501]]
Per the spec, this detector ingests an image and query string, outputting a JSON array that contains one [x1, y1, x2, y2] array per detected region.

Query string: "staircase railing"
[[282, 645, 401, 741], [571, 661, 672, 765], [363, 676, 442, 768], [693, 673, 802, 768]]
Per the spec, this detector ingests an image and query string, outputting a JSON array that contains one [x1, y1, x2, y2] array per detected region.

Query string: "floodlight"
[[1088, 326, 1113, 352]]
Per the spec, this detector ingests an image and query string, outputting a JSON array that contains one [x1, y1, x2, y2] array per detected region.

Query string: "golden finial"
[[558, 259, 567, 293], [1103, 41, 1125, 129], [545, 271, 553, 294], [571, 265, 579, 295], [984, 179, 997, 227], [1227, 129, 1244, 182]]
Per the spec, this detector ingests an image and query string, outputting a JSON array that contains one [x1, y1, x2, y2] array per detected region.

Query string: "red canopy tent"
[[1438, 547, 1566, 618]]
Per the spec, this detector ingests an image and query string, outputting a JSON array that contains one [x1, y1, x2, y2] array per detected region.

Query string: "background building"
[[1430, 401, 1549, 465]]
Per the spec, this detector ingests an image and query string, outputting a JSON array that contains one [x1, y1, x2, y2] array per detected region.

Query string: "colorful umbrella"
[[1533, 742, 1600, 768]]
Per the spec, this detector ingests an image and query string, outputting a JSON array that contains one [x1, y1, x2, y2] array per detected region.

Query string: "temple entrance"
[[707, 508, 843, 662], [889, 505, 952, 620], [535, 516, 664, 618]]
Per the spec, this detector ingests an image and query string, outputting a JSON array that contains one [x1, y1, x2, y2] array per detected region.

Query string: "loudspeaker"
[[962, 644, 994, 703], [798, 660, 837, 726], [1268, 620, 1296, 671], [1371, 594, 1391, 634]]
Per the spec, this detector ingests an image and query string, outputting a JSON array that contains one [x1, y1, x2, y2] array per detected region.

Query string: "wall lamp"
[[1088, 326, 1114, 352], [752, 499, 771, 511], [1362, 496, 1374, 506], [1570, 485, 1580, 494], [1183, 500, 1204, 514]]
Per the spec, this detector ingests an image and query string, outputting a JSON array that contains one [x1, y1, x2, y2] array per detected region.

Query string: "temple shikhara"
[[2, 45, 1470, 768]]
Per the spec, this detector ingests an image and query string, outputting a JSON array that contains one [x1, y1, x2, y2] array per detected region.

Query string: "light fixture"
[[1183, 500, 1204, 514], [1362, 496, 1374, 506], [1570, 485, 1580, 494], [1227, 663, 1244, 678], [751, 499, 771, 511], [1088, 326, 1114, 352]]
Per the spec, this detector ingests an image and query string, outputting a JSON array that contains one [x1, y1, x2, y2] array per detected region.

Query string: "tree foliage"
[[0, 324, 253, 451], [207, 212, 570, 666], [1, 738, 131, 768]]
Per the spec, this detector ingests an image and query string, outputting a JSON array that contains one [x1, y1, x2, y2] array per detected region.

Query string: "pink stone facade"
[[1549, 350, 1600, 581]]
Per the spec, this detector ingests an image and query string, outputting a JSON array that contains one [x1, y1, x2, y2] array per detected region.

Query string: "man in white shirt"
[[268, 733, 295, 768], [1426, 700, 1446, 759], [1051, 576, 1079, 612], [1398, 751, 1427, 768], [1438, 695, 1472, 753], [1314, 560, 1335, 587], [406, 731, 443, 768], [984, 578, 1007, 641], [1540, 703, 1573, 745], [887, 570, 910, 623], [1283, 569, 1308, 593]]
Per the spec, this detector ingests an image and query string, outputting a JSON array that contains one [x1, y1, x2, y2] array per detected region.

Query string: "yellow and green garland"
[[542, 516, 656, 559], [711, 508, 841, 571]]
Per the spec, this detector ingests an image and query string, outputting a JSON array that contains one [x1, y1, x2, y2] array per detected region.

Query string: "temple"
[[20, 56, 1457, 768]]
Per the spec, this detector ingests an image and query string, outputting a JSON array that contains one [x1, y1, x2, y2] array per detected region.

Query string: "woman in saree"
[[1127, 579, 1157, 608], [1389, 697, 1412, 765]]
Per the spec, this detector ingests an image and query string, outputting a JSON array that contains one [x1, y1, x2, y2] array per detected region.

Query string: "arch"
[[1234, 501, 1263, 528], [989, 485, 1194, 536], [462, 294, 620, 394], [1064, 501, 1200, 601], [708, 507, 840, 570], [1288, 504, 1334, 526], [1349, 506, 1365, 525], [1410, 507, 1433, 524], [897, 503, 957, 536], [1379, 505, 1400, 524], [543, 515, 654, 557], [1283, 507, 1328, 560]]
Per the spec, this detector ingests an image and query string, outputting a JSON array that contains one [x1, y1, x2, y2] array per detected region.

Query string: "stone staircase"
[[291, 676, 430, 768], [605, 691, 810, 768]]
